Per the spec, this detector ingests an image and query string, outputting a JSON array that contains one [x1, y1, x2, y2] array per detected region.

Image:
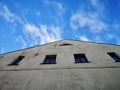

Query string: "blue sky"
[[0, 0, 120, 54]]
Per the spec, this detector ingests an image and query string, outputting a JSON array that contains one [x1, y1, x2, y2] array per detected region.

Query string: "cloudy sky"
[[0, 0, 120, 54]]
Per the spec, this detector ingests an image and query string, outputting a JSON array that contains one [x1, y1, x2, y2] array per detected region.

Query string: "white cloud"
[[42, 0, 49, 5], [116, 40, 120, 45], [24, 24, 61, 45], [106, 34, 120, 45], [91, 0, 105, 12], [0, 5, 23, 24], [16, 36, 27, 48], [70, 0, 107, 33], [0, 48, 5, 54], [0, 4, 62, 48], [54, 2, 65, 16], [42, 0, 65, 17], [107, 34, 115, 39], [80, 36, 89, 41], [112, 22, 120, 30], [70, 12, 107, 32], [25, 24, 40, 38], [36, 11, 40, 16], [0, 4, 27, 49]]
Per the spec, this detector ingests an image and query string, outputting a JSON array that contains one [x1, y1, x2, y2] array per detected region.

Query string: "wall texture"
[[0, 40, 120, 90]]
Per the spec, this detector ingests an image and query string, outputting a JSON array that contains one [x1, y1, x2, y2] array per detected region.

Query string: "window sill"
[[74, 61, 91, 64], [40, 63, 57, 65]]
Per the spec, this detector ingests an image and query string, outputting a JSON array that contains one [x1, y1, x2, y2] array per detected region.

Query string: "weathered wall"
[[0, 68, 120, 90], [0, 40, 120, 90]]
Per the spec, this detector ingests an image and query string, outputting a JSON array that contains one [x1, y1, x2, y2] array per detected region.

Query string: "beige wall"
[[0, 40, 120, 90]]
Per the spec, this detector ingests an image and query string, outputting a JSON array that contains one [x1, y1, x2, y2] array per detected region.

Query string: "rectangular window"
[[9, 56, 25, 65], [108, 52, 120, 62], [43, 55, 56, 64], [74, 54, 88, 63]]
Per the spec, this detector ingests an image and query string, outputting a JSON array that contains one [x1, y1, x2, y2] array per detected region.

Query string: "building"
[[0, 40, 120, 90]]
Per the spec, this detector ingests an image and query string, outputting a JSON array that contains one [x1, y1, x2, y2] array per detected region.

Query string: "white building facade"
[[0, 40, 120, 90]]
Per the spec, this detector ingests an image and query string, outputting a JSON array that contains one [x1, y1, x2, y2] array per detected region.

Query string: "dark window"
[[108, 52, 120, 62], [9, 56, 25, 65], [43, 55, 56, 64], [34, 53, 39, 56], [74, 54, 88, 63], [59, 43, 73, 46], [0, 55, 4, 58]]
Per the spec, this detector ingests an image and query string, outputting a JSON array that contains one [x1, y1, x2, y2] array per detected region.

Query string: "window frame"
[[42, 55, 57, 64], [107, 52, 120, 62], [8, 56, 25, 66], [74, 54, 89, 63]]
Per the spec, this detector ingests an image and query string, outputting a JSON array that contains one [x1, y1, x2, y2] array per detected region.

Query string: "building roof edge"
[[0, 39, 120, 55]]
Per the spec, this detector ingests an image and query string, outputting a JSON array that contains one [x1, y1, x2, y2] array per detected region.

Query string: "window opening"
[[108, 52, 120, 62], [74, 54, 88, 63], [43, 55, 56, 64], [9, 56, 25, 65]]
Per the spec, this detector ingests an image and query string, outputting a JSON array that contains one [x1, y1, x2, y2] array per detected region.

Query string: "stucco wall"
[[0, 68, 120, 90], [0, 40, 120, 90]]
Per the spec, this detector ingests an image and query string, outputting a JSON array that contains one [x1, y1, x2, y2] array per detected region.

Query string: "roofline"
[[0, 40, 63, 55], [66, 39, 120, 46], [0, 39, 120, 55]]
